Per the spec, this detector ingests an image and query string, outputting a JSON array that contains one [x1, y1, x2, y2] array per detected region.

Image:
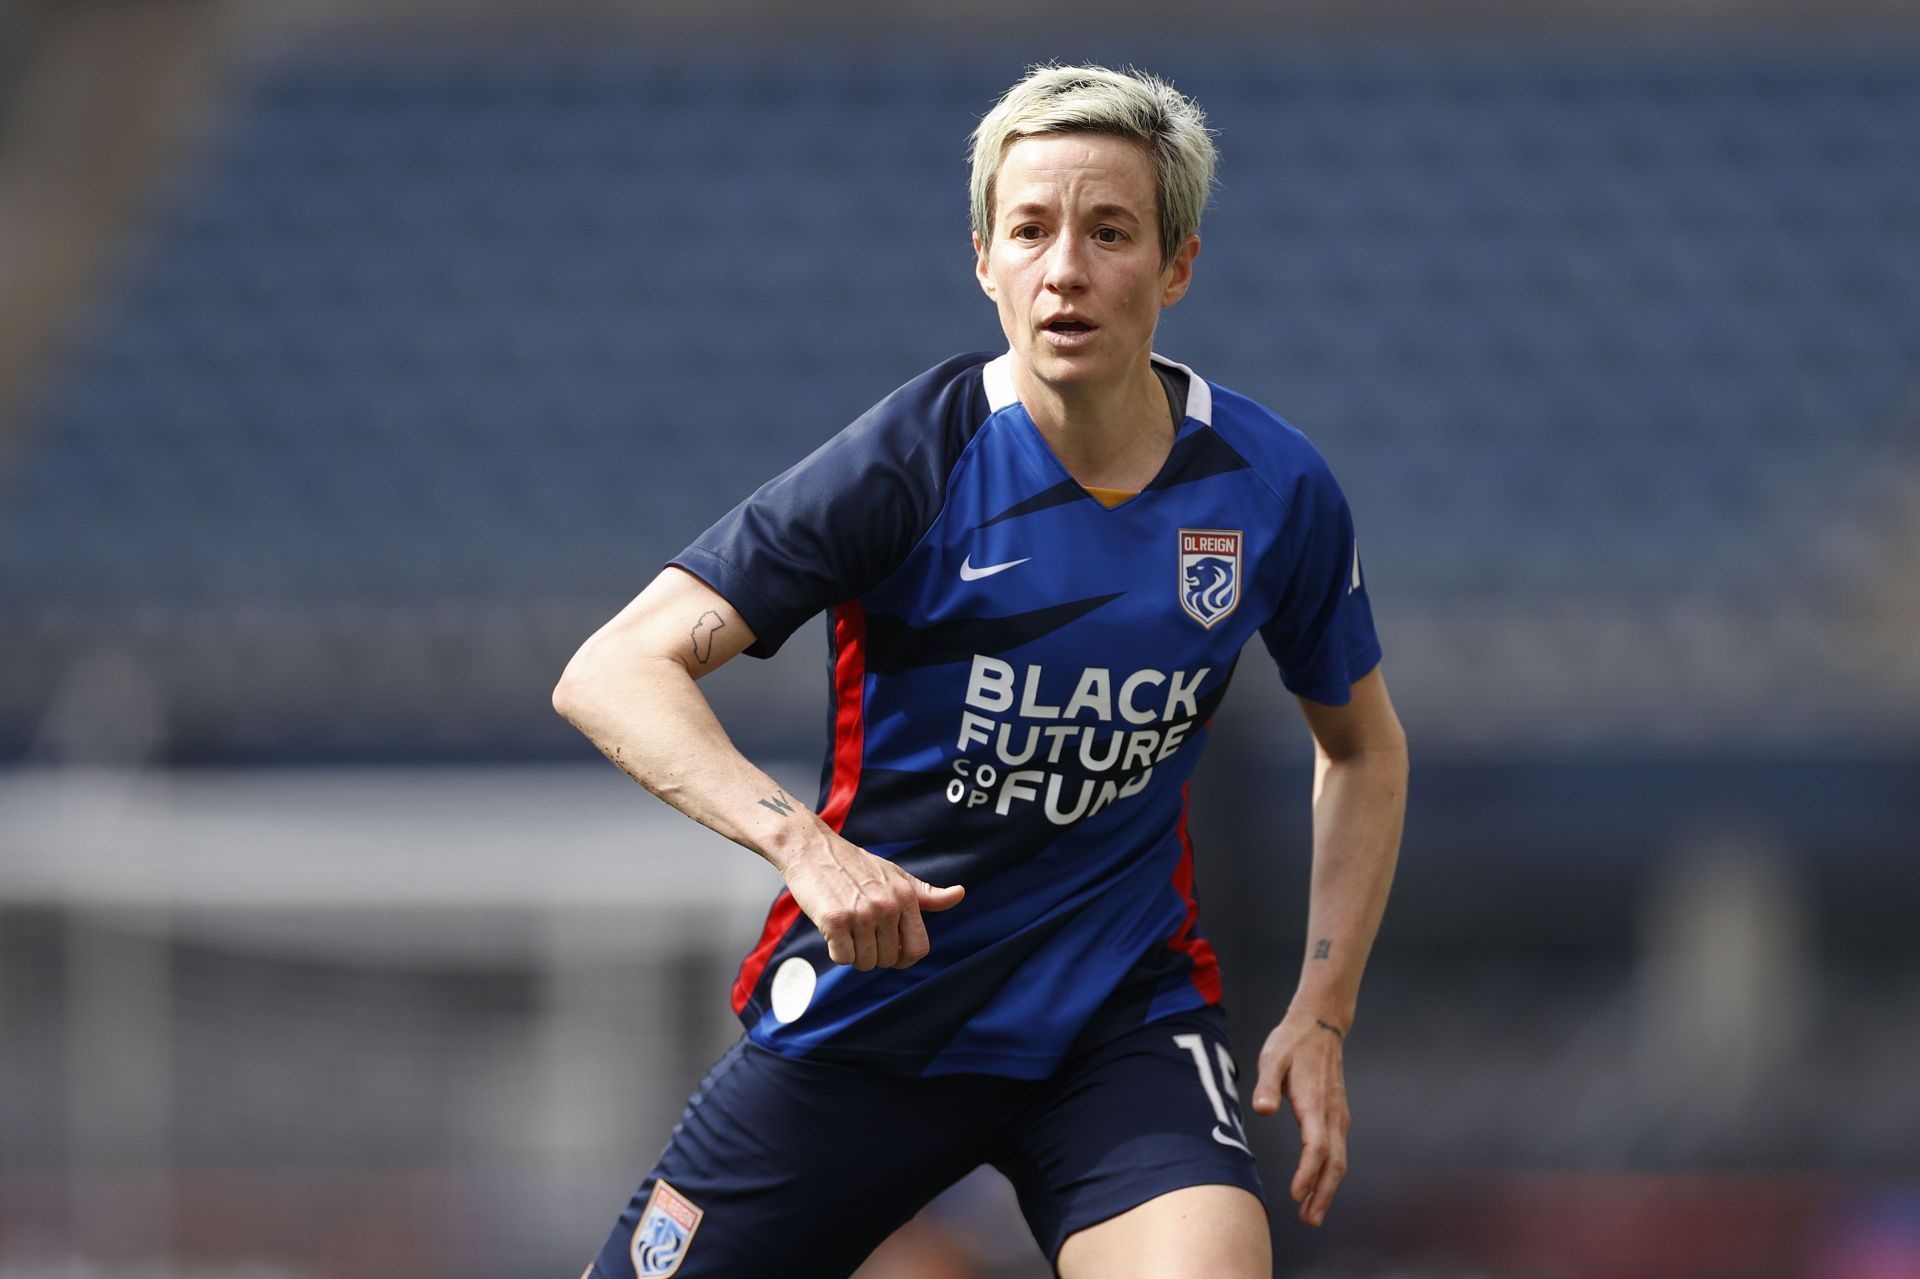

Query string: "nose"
[[1042, 234, 1089, 294]]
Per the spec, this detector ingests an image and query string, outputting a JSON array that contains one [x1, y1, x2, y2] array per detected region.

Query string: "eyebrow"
[[1003, 201, 1144, 223]]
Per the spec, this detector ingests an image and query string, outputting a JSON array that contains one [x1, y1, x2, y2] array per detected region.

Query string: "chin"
[[1025, 347, 1111, 386]]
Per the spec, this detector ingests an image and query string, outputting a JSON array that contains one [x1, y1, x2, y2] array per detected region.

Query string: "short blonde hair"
[[969, 63, 1218, 266]]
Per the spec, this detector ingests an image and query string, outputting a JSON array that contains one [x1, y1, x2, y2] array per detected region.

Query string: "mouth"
[[1040, 317, 1099, 347]]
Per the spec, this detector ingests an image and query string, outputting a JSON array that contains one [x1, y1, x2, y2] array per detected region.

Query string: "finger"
[[896, 891, 932, 968], [917, 881, 966, 912], [1251, 1051, 1286, 1116], [850, 900, 878, 972], [1291, 1087, 1329, 1206], [821, 911, 854, 966], [1303, 1117, 1348, 1225], [1303, 1140, 1347, 1227], [1251, 1060, 1282, 1113], [869, 886, 901, 970]]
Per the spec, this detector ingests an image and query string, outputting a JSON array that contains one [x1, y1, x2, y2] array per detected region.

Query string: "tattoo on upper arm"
[[757, 789, 797, 816], [1313, 938, 1332, 961], [690, 610, 726, 664]]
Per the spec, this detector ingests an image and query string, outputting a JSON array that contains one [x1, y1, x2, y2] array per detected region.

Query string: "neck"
[[1013, 355, 1174, 491]]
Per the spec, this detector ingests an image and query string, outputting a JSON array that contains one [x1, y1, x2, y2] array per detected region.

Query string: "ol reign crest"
[[630, 1180, 703, 1278], [1179, 529, 1243, 629]]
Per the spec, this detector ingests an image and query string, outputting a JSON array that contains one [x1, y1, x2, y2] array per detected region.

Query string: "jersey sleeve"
[[1258, 456, 1383, 704], [670, 354, 991, 658]]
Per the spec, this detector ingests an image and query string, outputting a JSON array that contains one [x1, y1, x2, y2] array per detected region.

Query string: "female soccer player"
[[556, 63, 1407, 1279]]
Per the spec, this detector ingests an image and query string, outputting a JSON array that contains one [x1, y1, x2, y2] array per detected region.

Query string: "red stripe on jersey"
[[729, 600, 869, 1016], [729, 892, 800, 1016], [1166, 782, 1223, 1004], [816, 600, 868, 833]]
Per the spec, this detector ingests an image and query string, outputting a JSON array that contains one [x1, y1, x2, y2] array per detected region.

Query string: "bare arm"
[[1286, 665, 1408, 1031], [552, 567, 963, 970], [554, 567, 800, 852], [1248, 665, 1408, 1226]]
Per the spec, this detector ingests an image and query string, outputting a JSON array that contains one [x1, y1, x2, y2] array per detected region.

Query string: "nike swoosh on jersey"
[[959, 554, 1032, 581], [1211, 1125, 1254, 1156]]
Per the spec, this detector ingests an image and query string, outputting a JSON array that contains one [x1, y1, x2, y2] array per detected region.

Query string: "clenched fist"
[[775, 829, 966, 971]]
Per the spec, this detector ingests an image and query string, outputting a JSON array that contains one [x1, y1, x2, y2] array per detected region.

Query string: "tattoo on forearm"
[[690, 610, 725, 664], [1313, 938, 1332, 961], [757, 789, 797, 816], [1315, 1018, 1345, 1041]]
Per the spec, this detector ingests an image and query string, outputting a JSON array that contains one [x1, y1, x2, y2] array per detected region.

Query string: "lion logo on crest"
[[1177, 530, 1242, 628]]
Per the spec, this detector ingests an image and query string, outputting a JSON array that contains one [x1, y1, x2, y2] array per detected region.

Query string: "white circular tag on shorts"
[[770, 956, 817, 1024]]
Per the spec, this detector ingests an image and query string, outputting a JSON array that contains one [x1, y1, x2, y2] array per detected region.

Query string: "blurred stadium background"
[[1, 0, 1917, 1275]]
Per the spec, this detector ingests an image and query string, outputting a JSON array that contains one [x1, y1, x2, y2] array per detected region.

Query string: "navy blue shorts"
[[585, 1004, 1264, 1278]]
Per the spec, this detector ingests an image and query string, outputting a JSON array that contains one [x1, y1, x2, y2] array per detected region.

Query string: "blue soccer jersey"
[[672, 351, 1381, 1079]]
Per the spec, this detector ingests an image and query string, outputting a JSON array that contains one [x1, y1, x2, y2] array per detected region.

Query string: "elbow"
[[551, 647, 598, 725], [1381, 718, 1410, 783], [1325, 717, 1409, 776], [552, 638, 684, 728], [1383, 721, 1410, 804]]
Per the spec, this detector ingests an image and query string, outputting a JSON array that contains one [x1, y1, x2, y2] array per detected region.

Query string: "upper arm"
[[1257, 454, 1382, 706], [1297, 666, 1406, 764], [559, 566, 759, 691], [673, 357, 987, 659]]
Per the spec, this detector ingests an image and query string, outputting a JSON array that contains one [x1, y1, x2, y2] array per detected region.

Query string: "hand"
[[1251, 1008, 1350, 1228], [775, 828, 965, 971]]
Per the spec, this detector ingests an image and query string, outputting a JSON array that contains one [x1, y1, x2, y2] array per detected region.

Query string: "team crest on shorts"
[[630, 1180, 703, 1278], [1178, 529, 1243, 629]]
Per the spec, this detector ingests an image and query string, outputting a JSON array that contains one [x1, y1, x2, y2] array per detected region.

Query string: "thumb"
[[916, 881, 967, 911], [1251, 1053, 1287, 1116]]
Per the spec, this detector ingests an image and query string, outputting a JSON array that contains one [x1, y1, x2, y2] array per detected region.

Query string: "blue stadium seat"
[[2, 38, 1915, 758]]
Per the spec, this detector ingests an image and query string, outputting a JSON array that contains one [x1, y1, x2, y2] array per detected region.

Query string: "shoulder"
[[831, 350, 1000, 465], [758, 350, 1000, 532], [1196, 375, 1341, 504], [1163, 363, 1343, 523], [714, 350, 1004, 532], [672, 352, 1002, 657]]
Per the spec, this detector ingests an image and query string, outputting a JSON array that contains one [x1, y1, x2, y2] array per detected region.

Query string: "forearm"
[[1289, 739, 1407, 1031], [553, 650, 818, 871]]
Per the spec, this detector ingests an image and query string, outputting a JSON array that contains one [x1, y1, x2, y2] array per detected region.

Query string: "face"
[[975, 132, 1199, 396]]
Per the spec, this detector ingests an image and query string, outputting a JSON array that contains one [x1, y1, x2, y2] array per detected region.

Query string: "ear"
[[974, 231, 996, 299], [1159, 234, 1201, 308]]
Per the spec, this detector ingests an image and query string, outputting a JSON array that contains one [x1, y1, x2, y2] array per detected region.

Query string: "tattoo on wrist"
[[1312, 938, 1332, 961], [757, 789, 797, 817], [1315, 1018, 1345, 1041], [690, 610, 726, 664]]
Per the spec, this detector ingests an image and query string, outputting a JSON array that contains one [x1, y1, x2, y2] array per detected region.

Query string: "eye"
[[1094, 226, 1126, 244], [1012, 224, 1045, 242]]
